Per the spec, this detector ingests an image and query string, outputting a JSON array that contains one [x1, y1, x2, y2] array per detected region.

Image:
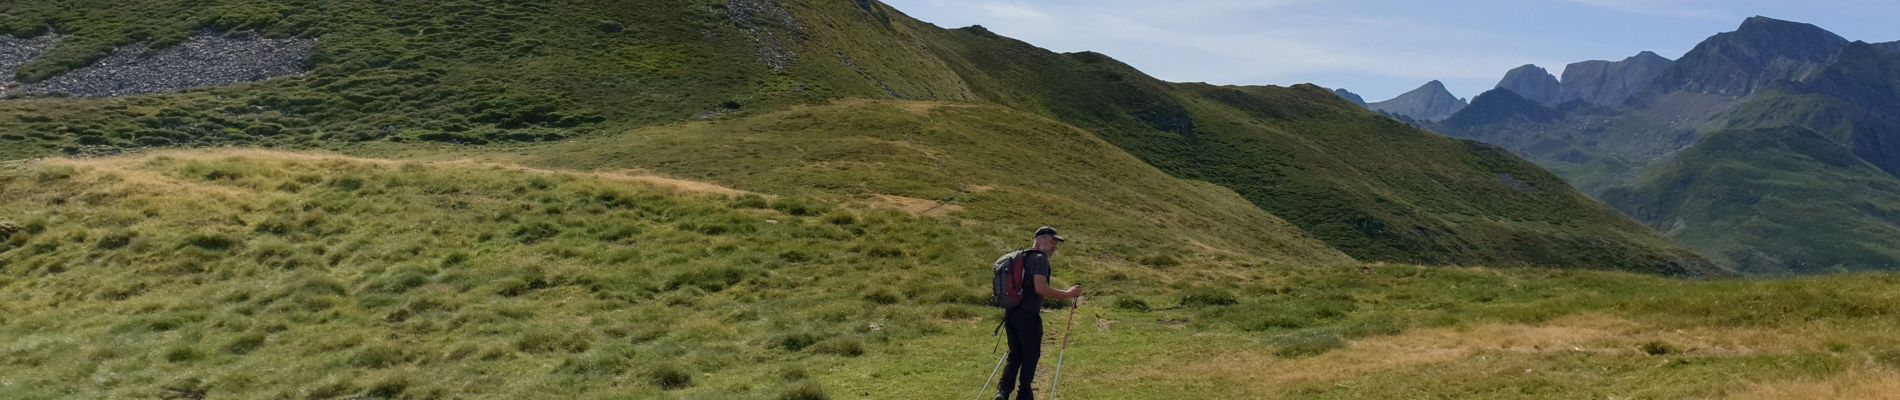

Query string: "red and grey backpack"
[[989, 249, 1038, 309]]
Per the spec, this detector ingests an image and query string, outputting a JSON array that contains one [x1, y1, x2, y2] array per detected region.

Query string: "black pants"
[[997, 309, 1042, 400]]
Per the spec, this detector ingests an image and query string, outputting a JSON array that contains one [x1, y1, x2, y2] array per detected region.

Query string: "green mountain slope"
[[1719, 43, 1900, 175], [0, 0, 1711, 272], [1599, 127, 1900, 274], [894, 25, 1712, 272], [500, 100, 1352, 266]]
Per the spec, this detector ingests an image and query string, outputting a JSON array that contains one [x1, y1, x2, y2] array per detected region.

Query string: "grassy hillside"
[[1603, 44, 1900, 274], [0, 0, 980, 159], [901, 24, 1712, 272], [0, 0, 1712, 273], [486, 100, 1348, 266], [1599, 127, 1900, 274], [9, 150, 1900, 399]]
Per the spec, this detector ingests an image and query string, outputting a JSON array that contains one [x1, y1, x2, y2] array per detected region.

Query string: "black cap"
[[1033, 226, 1066, 242]]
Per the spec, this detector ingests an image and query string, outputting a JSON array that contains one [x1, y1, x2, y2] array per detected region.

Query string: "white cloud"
[[883, 0, 1674, 99], [974, 3, 1050, 20], [1557, 0, 1736, 20], [985, 9, 1556, 95]]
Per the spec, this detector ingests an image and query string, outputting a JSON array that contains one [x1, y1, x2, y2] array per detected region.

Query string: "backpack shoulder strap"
[[1014, 250, 1036, 297]]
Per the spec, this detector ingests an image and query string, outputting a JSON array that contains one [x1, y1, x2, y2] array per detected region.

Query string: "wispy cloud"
[[1558, 0, 1737, 20], [881, 0, 1791, 99], [973, 3, 1049, 20], [1078, 13, 1551, 83]]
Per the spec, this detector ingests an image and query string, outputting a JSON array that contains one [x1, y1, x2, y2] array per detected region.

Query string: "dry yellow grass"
[[1727, 370, 1900, 399], [1099, 314, 1843, 395], [42, 148, 756, 198], [860, 194, 963, 217]]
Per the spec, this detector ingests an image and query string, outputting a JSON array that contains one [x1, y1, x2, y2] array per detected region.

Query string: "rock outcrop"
[[1368, 80, 1467, 121], [1494, 64, 1561, 106], [1556, 51, 1673, 107], [1, 33, 314, 98], [1649, 16, 1849, 97], [1332, 88, 1367, 107]]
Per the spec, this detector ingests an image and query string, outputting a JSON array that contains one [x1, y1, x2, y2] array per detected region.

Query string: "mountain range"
[[1403, 16, 1900, 274], [0, 0, 1714, 274]]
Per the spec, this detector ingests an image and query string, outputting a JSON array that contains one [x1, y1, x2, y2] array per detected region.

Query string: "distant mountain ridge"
[[1368, 80, 1467, 121], [1429, 15, 1900, 275]]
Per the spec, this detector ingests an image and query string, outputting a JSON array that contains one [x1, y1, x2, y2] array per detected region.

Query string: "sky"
[[881, 0, 1900, 101]]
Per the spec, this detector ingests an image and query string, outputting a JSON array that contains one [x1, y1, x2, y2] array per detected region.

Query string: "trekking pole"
[[1047, 297, 1080, 400], [975, 352, 1006, 400]]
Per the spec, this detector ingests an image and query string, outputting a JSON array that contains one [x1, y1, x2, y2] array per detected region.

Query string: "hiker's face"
[[1037, 236, 1059, 253]]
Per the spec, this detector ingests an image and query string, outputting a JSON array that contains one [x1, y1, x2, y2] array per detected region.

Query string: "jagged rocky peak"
[[1331, 87, 1368, 107], [1495, 64, 1560, 106], [1369, 80, 1468, 121], [1444, 88, 1557, 128], [1557, 51, 1674, 107], [1650, 16, 1850, 96]]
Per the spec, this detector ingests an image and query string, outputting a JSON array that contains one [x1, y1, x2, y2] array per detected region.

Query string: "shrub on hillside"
[[1114, 297, 1151, 311], [510, 220, 561, 244], [515, 328, 591, 354], [1180, 287, 1237, 307], [778, 332, 820, 352], [1639, 341, 1679, 356], [185, 232, 239, 251], [349, 342, 407, 368], [1139, 252, 1182, 268], [1271, 331, 1345, 358], [770, 198, 824, 216], [779, 381, 828, 400], [223, 332, 267, 355], [668, 265, 751, 292], [863, 289, 900, 305], [95, 230, 135, 249], [649, 363, 692, 390]]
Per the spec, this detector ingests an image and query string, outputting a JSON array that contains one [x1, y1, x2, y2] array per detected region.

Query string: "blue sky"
[[881, 0, 1900, 101]]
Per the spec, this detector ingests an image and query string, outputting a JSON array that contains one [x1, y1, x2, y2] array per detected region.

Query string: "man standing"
[[998, 226, 1082, 400]]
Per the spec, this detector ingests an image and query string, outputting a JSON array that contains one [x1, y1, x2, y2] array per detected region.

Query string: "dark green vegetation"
[[0, 0, 1710, 272], [1434, 17, 1900, 274]]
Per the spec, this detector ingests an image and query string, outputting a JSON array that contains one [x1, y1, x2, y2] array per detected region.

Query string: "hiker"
[[996, 226, 1082, 400]]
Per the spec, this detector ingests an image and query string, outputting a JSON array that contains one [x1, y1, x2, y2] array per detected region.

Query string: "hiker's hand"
[[1067, 284, 1082, 298]]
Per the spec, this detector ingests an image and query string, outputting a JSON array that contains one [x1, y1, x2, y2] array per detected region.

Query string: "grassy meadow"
[[9, 103, 1900, 399]]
